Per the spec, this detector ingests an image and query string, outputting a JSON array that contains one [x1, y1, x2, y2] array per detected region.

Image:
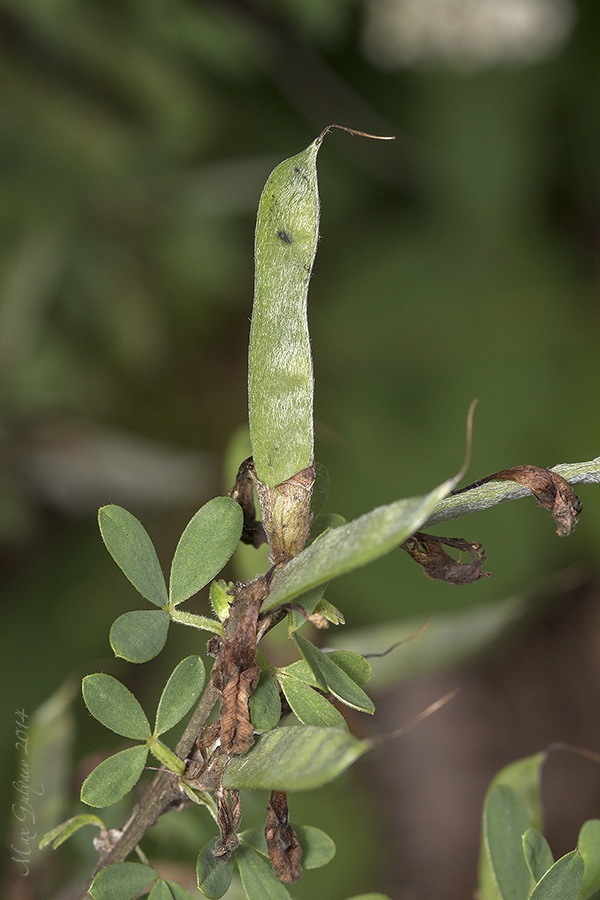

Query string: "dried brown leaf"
[[213, 789, 242, 860], [401, 533, 490, 584], [264, 790, 302, 884], [211, 583, 267, 755], [228, 456, 267, 548]]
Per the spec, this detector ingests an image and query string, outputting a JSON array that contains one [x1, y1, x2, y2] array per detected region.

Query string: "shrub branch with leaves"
[[40, 126, 600, 900]]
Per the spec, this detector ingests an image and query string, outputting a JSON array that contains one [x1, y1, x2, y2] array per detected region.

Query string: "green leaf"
[[98, 505, 168, 608], [291, 633, 328, 691], [250, 671, 282, 733], [39, 813, 106, 849], [309, 513, 346, 543], [279, 675, 347, 728], [577, 819, 600, 899], [90, 862, 157, 899], [484, 784, 533, 900], [110, 609, 170, 663], [169, 497, 243, 605], [150, 882, 196, 900], [155, 656, 205, 735], [209, 579, 234, 622], [262, 475, 458, 611], [295, 824, 336, 868], [82, 674, 151, 740], [529, 851, 584, 900], [236, 842, 292, 900], [478, 753, 546, 900], [325, 651, 372, 686], [313, 598, 345, 625], [239, 824, 335, 869], [222, 725, 371, 792], [287, 583, 329, 633], [292, 636, 375, 714], [81, 745, 148, 808], [523, 828, 554, 883], [238, 827, 269, 857], [196, 838, 235, 900], [488, 753, 546, 830]]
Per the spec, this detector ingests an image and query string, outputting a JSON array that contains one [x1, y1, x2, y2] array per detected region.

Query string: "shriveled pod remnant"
[[248, 125, 394, 564]]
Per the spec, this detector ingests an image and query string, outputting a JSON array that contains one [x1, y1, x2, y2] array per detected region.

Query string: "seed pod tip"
[[317, 124, 395, 144]]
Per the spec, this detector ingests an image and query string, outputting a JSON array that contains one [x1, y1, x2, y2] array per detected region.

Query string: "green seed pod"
[[248, 125, 394, 563], [248, 136, 321, 489]]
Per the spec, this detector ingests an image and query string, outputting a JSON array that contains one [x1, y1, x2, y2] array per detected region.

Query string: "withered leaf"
[[401, 533, 490, 584], [228, 457, 267, 548], [264, 790, 302, 884], [453, 465, 582, 536], [213, 789, 242, 860], [211, 587, 265, 756]]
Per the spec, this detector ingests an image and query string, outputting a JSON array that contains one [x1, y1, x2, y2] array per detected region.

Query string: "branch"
[[422, 458, 600, 529]]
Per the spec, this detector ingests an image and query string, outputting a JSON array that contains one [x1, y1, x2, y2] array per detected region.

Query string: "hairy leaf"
[[279, 675, 347, 729], [90, 862, 157, 899], [150, 882, 196, 900], [325, 651, 372, 686], [523, 828, 554, 883], [484, 784, 533, 900], [82, 674, 150, 740], [478, 753, 546, 900], [98, 505, 168, 608], [110, 609, 170, 663], [222, 725, 370, 791], [292, 635, 375, 713], [196, 838, 235, 899], [236, 842, 292, 900], [240, 824, 336, 870], [154, 656, 205, 735], [169, 497, 243, 606], [529, 851, 584, 900], [577, 819, 600, 899], [250, 670, 282, 733], [81, 745, 148, 808], [291, 633, 328, 691], [39, 813, 106, 850]]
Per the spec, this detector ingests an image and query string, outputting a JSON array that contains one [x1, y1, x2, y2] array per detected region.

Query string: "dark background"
[[2, 1, 600, 898]]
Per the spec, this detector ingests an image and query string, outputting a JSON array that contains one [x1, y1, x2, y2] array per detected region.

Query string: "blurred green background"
[[2, 1, 599, 898]]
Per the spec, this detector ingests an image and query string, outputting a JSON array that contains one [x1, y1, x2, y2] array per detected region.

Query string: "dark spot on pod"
[[278, 230, 292, 244]]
